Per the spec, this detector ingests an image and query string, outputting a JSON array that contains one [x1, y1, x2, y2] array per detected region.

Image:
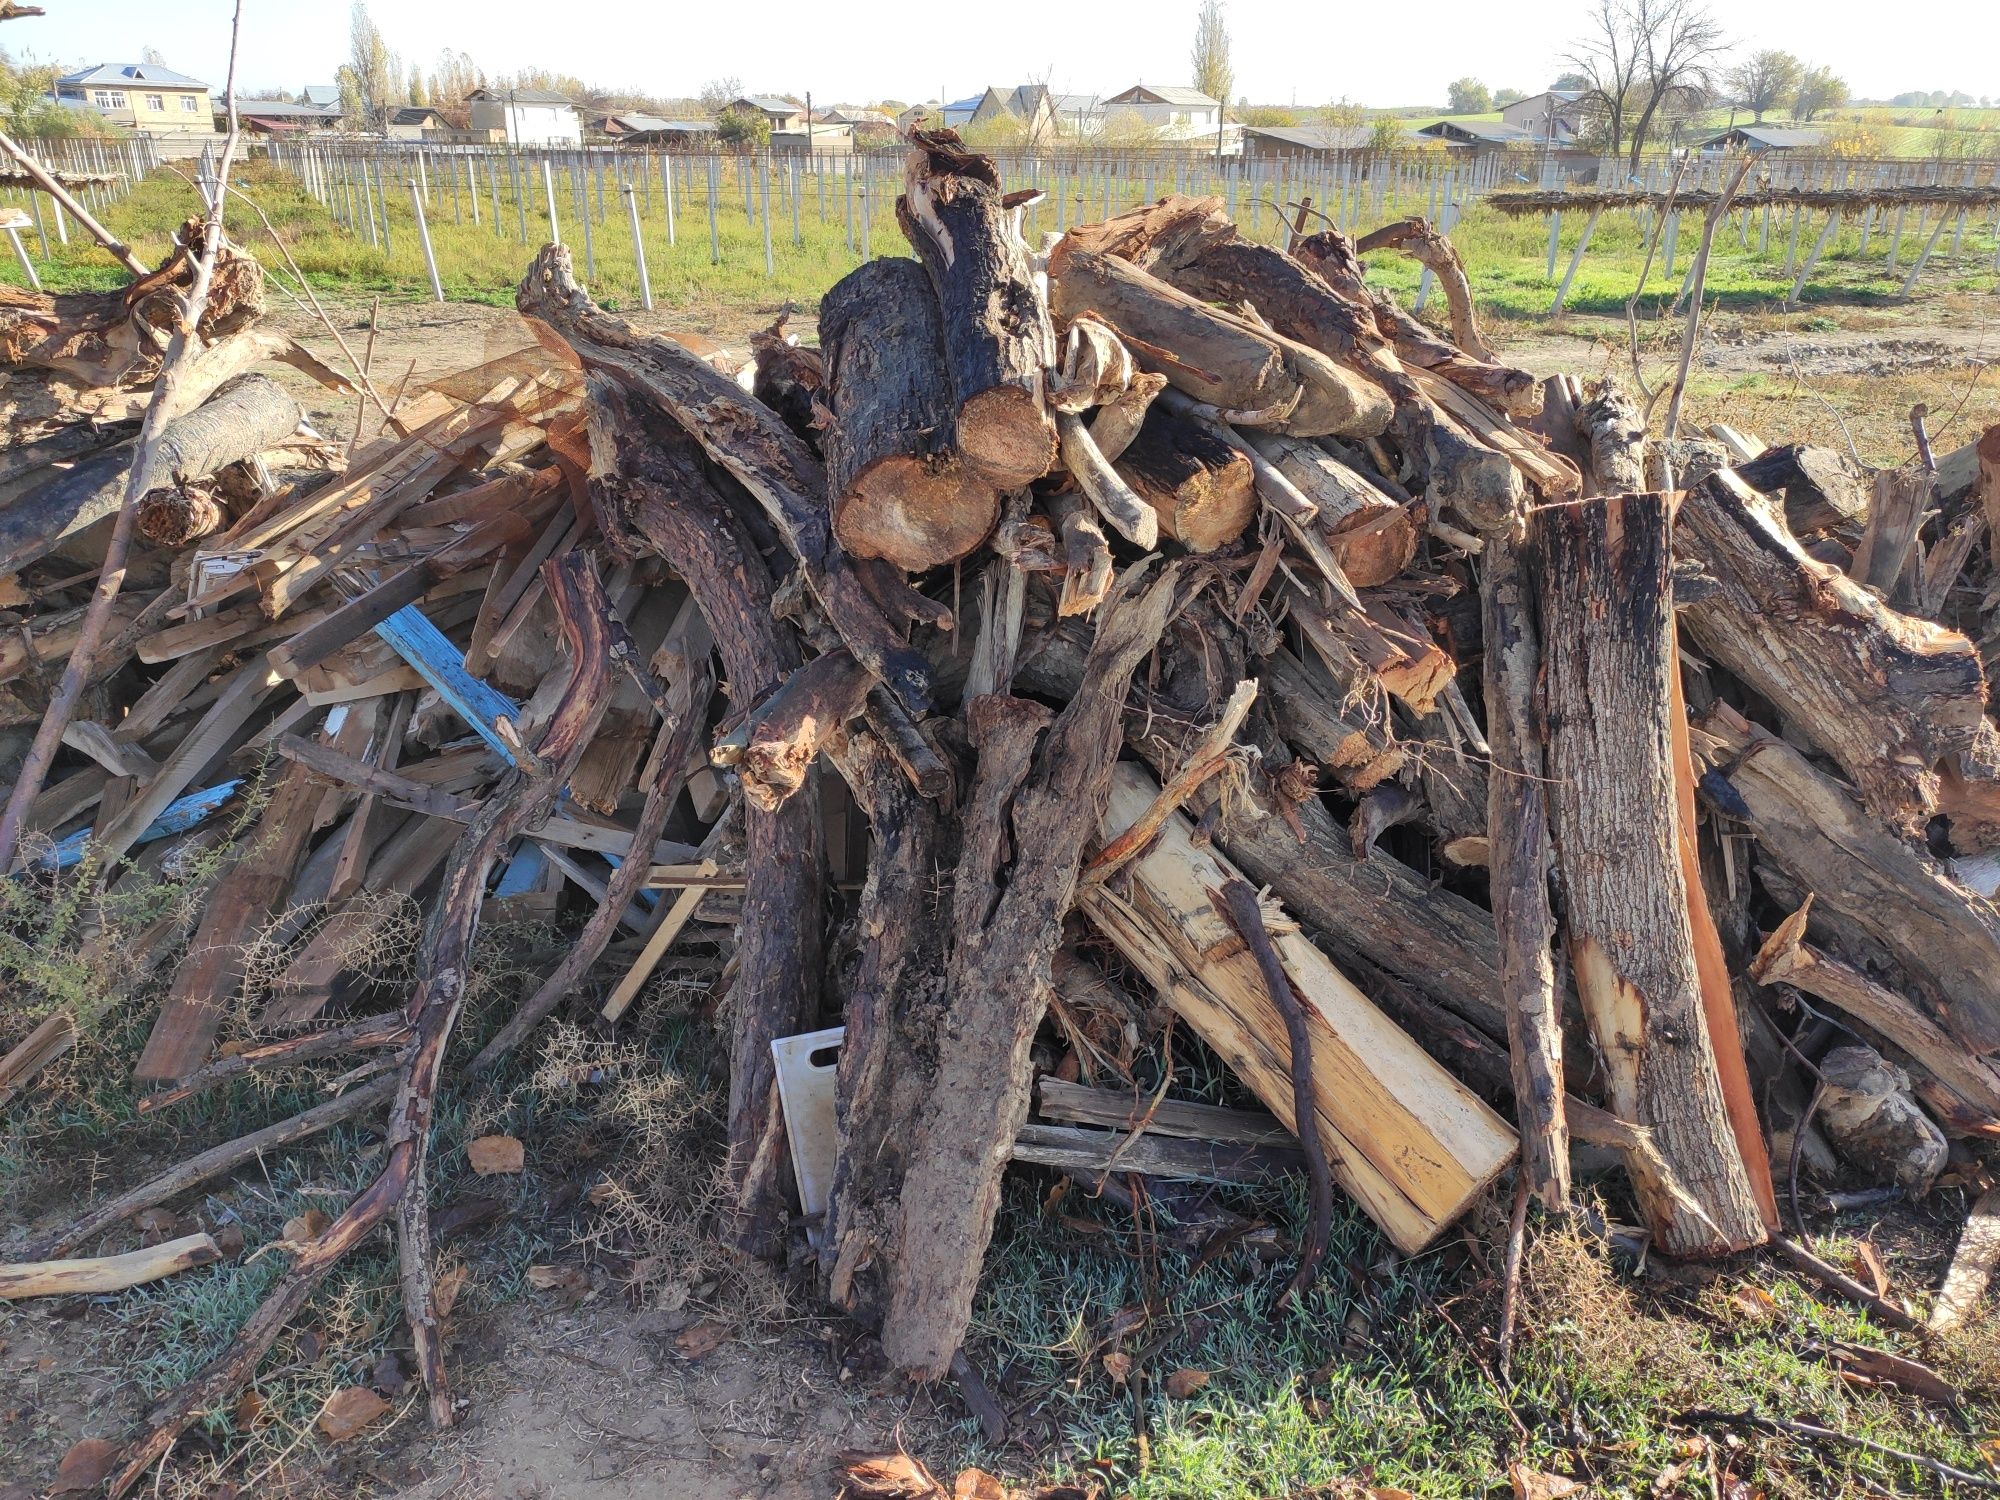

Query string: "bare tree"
[[1565, 0, 1726, 169], [1728, 49, 1800, 122], [426, 49, 483, 127], [347, 2, 404, 131], [1191, 0, 1233, 107], [699, 76, 743, 116]]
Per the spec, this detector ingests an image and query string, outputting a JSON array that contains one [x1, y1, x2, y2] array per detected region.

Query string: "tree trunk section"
[[1113, 406, 1256, 552], [1535, 491, 1768, 1256], [897, 130, 1056, 488], [820, 258, 999, 571], [879, 562, 1183, 1379], [584, 376, 825, 1255]]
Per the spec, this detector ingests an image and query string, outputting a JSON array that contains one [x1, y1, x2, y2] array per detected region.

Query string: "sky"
[[7, 0, 1997, 108]]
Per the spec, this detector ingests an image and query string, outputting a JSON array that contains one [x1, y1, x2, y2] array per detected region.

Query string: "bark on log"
[[1733, 443, 1870, 533], [1814, 1045, 1948, 1195], [1577, 381, 1646, 495], [1260, 644, 1404, 789], [582, 376, 825, 1253], [1696, 700, 2000, 1057], [1480, 528, 1569, 1211], [898, 130, 1056, 488], [747, 313, 825, 453], [1246, 432, 1416, 588], [1353, 216, 1498, 362], [880, 561, 1184, 1380], [0, 374, 300, 574], [1047, 244, 1390, 440], [820, 725, 948, 1331], [1086, 370, 1166, 463], [518, 244, 932, 715], [1113, 405, 1257, 552], [1676, 469, 1991, 834], [711, 648, 875, 813], [1535, 491, 1768, 1256], [1751, 898, 2000, 1128], [820, 258, 999, 571]]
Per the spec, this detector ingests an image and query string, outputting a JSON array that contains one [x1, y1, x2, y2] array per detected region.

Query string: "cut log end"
[[957, 385, 1056, 489], [834, 455, 1001, 573]]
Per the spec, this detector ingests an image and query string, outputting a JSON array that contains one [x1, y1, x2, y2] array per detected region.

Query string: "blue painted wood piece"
[[371, 604, 522, 765], [491, 839, 548, 898], [32, 779, 244, 871]]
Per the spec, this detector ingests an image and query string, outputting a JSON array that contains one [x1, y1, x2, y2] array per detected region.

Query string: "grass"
[[5, 153, 1994, 340]]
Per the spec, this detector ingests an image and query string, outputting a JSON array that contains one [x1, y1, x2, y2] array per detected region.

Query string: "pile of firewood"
[[4, 127, 2000, 1490]]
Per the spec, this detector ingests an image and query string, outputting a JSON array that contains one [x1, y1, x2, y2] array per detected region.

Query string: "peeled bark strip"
[[0, 374, 300, 574], [1676, 469, 1990, 832], [881, 561, 1183, 1380], [1696, 700, 2000, 1057], [820, 258, 999, 571], [1113, 406, 1256, 551], [1535, 491, 1767, 1256], [1480, 530, 1569, 1211], [1057, 409, 1158, 548], [898, 130, 1056, 488], [518, 244, 932, 715], [583, 377, 824, 1254]]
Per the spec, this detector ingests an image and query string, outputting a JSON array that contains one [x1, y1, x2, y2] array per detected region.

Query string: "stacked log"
[[11, 131, 2000, 1492]]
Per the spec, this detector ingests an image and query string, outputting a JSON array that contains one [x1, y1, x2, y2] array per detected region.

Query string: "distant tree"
[[1564, 0, 1726, 169], [1551, 71, 1591, 91], [1237, 104, 1300, 127], [1, 50, 89, 136], [1371, 114, 1405, 151], [1791, 65, 1848, 121], [1191, 0, 1233, 107], [1727, 49, 1801, 121], [426, 49, 482, 126], [1446, 77, 1492, 114], [407, 66, 426, 107], [347, 3, 404, 131], [335, 63, 363, 125], [140, 46, 166, 66], [1494, 87, 1525, 106], [714, 105, 769, 148], [699, 77, 742, 116]]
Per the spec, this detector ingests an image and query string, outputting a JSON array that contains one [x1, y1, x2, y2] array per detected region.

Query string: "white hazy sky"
[[7, 0, 1997, 108]]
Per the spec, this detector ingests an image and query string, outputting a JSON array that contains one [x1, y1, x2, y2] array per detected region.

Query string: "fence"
[[0, 135, 162, 268]]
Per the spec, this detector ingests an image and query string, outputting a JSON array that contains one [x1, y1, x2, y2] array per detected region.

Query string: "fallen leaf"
[[1728, 1285, 1778, 1322], [674, 1319, 730, 1360], [371, 1350, 409, 1397], [316, 1385, 390, 1442], [296, 1327, 324, 1363], [1369, 1490, 1418, 1500], [525, 1263, 591, 1305], [52, 1437, 119, 1493], [466, 1134, 525, 1176], [954, 1468, 1008, 1500], [1510, 1464, 1586, 1500], [1101, 1351, 1132, 1388], [282, 1208, 331, 1244], [133, 1207, 181, 1246], [1832, 1343, 1960, 1405], [1163, 1367, 1210, 1399], [233, 1390, 268, 1430], [212, 1222, 246, 1257], [433, 1194, 505, 1243], [1849, 1240, 1891, 1298], [839, 1451, 944, 1498], [434, 1262, 470, 1319]]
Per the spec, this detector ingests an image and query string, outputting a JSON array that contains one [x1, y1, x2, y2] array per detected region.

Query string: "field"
[[5, 146, 2000, 1499], [1392, 104, 2000, 159]]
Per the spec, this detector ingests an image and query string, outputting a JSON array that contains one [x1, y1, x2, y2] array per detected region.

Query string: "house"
[[466, 87, 581, 145], [593, 114, 717, 146], [386, 106, 447, 141], [1240, 123, 1373, 161], [731, 95, 806, 132], [1101, 83, 1221, 140], [774, 123, 851, 155], [301, 85, 340, 107], [1699, 124, 1825, 153], [1497, 89, 1586, 143], [1416, 118, 1535, 152], [897, 103, 938, 130], [232, 98, 343, 135], [818, 107, 897, 139], [50, 63, 215, 136]]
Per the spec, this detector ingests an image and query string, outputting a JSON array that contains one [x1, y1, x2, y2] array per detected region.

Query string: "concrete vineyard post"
[[624, 184, 653, 311], [407, 178, 444, 303]]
